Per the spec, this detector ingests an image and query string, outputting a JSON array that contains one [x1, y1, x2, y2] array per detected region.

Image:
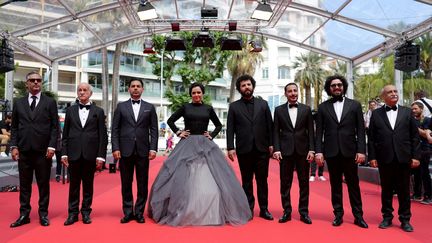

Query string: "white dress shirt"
[[78, 102, 91, 128], [132, 99, 141, 121], [385, 105, 398, 130], [287, 103, 298, 128], [333, 98, 344, 122], [28, 92, 41, 107]]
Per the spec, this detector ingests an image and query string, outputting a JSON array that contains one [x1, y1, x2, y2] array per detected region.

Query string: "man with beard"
[[368, 85, 420, 232], [273, 83, 314, 224], [315, 75, 368, 228], [227, 74, 274, 220]]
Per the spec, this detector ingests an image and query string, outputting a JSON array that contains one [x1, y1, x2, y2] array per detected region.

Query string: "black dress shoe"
[[120, 215, 134, 224], [332, 216, 343, 226], [10, 216, 30, 228], [82, 215, 92, 224], [135, 215, 145, 224], [401, 222, 414, 232], [64, 215, 79, 226], [354, 218, 368, 228], [278, 212, 291, 223], [40, 216, 50, 226], [378, 219, 392, 229], [300, 215, 312, 224], [259, 209, 274, 221]]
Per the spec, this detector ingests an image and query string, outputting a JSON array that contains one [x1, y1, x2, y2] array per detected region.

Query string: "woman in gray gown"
[[148, 83, 251, 226]]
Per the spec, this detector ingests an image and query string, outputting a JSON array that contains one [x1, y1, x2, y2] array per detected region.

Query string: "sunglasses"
[[330, 83, 343, 88], [28, 78, 42, 83]]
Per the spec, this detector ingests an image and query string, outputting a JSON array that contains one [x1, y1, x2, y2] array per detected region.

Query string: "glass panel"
[[82, 8, 143, 43], [61, 0, 117, 13], [293, 0, 348, 12], [339, 0, 432, 32], [321, 20, 385, 58], [0, 0, 66, 32]]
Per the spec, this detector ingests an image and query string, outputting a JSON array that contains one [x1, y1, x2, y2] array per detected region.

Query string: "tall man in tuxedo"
[[62, 83, 107, 226], [368, 85, 420, 232], [112, 80, 158, 224], [273, 83, 314, 224], [227, 74, 274, 220], [10, 71, 58, 227], [315, 75, 368, 228]]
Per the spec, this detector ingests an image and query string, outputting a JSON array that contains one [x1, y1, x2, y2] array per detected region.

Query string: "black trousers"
[[119, 153, 149, 217], [378, 161, 411, 223], [419, 149, 431, 198], [326, 153, 363, 219], [237, 150, 269, 211], [68, 157, 96, 216], [18, 151, 52, 217], [310, 160, 324, 177], [279, 152, 310, 216]]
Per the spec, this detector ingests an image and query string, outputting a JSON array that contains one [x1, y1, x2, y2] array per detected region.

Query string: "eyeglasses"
[[27, 78, 42, 83], [330, 83, 343, 88]]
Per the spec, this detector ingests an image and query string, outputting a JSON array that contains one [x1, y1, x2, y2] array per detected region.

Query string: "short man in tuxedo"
[[368, 85, 420, 232], [62, 83, 107, 226], [273, 83, 314, 224], [227, 74, 274, 220], [315, 75, 368, 228], [112, 80, 158, 224], [10, 71, 58, 227]]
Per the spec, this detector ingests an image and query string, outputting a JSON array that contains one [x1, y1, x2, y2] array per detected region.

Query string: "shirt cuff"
[[96, 157, 105, 162], [48, 147, 56, 151], [61, 155, 68, 159], [150, 150, 157, 154]]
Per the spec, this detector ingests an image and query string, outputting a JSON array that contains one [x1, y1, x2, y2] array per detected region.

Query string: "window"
[[262, 67, 269, 79], [278, 66, 290, 79], [278, 47, 290, 58], [309, 34, 316, 46]]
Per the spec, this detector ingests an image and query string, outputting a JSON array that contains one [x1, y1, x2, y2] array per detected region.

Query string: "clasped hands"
[[177, 130, 212, 140]]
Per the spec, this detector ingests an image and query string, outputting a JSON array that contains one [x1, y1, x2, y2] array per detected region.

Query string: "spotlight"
[[228, 21, 237, 31], [0, 38, 14, 73], [165, 36, 186, 51], [251, 1, 273, 21], [221, 36, 243, 51], [137, 0, 158, 21], [143, 39, 156, 54], [192, 29, 214, 48], [171, 22, 180, 32], [201, 7, 218, 19], [249, 40, 262, 52]]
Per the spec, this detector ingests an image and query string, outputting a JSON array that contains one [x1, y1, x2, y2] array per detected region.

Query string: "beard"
[[240, 89, 254, 99]]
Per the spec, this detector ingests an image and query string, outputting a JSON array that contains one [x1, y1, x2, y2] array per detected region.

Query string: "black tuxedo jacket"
[[226, 97, 273, 154], [368, 105, 420, 164], [111, 99, 158, 158], [315, 98, 365, 158], [61, 104, 107, 161], [273, 103, 314, 156], [10, 94, 58, 152]]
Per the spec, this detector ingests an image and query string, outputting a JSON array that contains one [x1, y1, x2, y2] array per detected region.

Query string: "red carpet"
[[1, 156, 431, 243]]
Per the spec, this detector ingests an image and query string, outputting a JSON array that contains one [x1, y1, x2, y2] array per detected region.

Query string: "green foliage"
[[164, 89, 211, 112], [13, 81, 58, 102]]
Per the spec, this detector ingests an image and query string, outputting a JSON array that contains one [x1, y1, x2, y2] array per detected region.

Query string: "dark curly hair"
[[235, 74, 256, 92], [324, 74, 348, 96], [189, 82, 205, 96]]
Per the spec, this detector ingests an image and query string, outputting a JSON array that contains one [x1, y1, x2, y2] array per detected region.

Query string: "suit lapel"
[[136, 100, 145, 124], [325, 101, 339, 123], [30, 94, 43, 120], [83, 104, 96, 128], [252, 98, 260, 122], [340, 98, 353, 122], [295, 104, 305, 127], [239, 101, 253, 122], [125, 99, 136, 123], [282, 103, 294, 129], [393, 106, 404, 130], [71, 105, 82, 128], [378, 106, 393, 130], [22, 96, 33, 120]]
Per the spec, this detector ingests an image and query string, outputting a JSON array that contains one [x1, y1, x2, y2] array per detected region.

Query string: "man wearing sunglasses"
[[315, 75, 368, 229], [10, 71, 59, 227]]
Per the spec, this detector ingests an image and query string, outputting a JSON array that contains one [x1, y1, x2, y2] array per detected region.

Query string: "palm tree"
[[292, 52, 326, 108], [226, 35, 265, 103], [415, 32, 432, 79]]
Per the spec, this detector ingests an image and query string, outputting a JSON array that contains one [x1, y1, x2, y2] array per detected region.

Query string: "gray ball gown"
[[148, 103, 251, 226]]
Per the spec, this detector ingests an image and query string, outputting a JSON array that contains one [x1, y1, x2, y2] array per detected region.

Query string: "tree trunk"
[[101, 47, 109, 117], [111, 43, 123, 117], [425, 70, 431, 80], [305, 86, 312, 106], [229, 76, 237, 103]]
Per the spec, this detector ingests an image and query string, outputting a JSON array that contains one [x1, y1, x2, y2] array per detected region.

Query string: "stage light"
[[0, 38, 14, 73], [171, 22, 180, 32], [394, 41, 420, 72], [143, 39, 156, 54], [228, 21, 237, 31], [192, 29, 214, 48], [201, 7, 218, 19], [137, 0, 158, 21], [249, 40, 262, 52], [251, 1, 273, 21], [221, 36, 242, 51], [165, 36, 186, 51]]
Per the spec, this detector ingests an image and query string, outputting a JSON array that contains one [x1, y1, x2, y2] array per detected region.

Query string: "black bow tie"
[[132, 100, 140, 105], [79, 104, 91, 110], [385, 105, 397, 111], [331, 96, 344, 103], [289, 103, 298, 108]]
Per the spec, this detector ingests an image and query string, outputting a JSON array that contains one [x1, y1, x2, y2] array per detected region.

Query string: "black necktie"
[[132, 100, 140, 105], [79, 104, 91, 110], [289, 103, 298, 108], [30, 96, 37, 111], [331, 96, 344, 103], [385, 105, 397, 111]]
